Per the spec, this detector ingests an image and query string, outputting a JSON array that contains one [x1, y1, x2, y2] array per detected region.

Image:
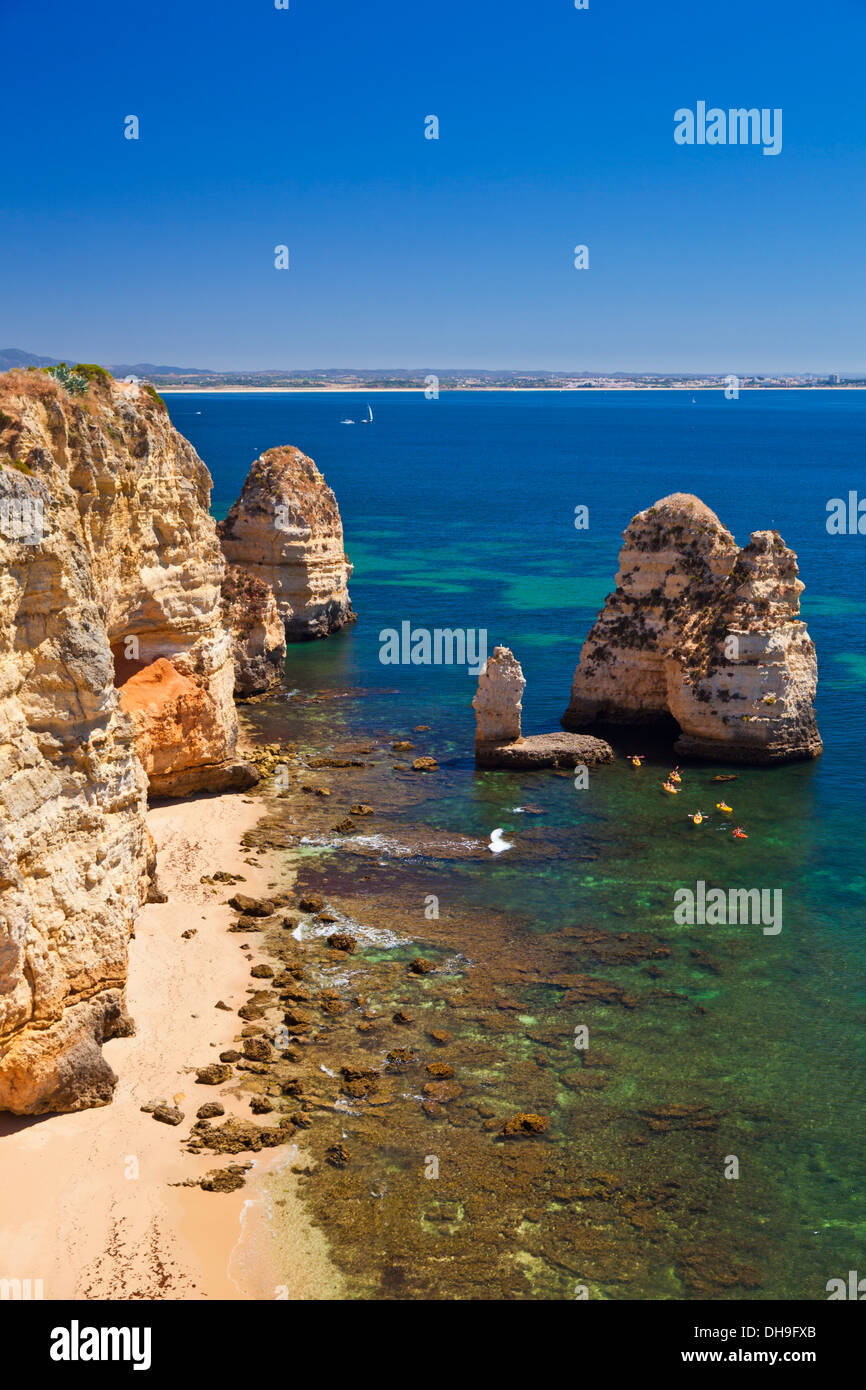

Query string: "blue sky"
[[1, 0, 864, 372]]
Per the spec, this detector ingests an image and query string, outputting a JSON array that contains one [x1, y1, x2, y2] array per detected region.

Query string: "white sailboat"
[[361, 403, 373, 423]]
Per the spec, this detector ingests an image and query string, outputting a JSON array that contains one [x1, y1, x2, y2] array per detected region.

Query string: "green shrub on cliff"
[[142, 382, 167, 411], [72, 363, 112, 384], [42, 363, 89, 396]]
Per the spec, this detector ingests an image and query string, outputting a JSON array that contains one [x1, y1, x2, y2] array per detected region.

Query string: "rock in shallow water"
[[500, 1112, 550, 1137], [473, 646, 614, 768], [475, 731, 614, 769]]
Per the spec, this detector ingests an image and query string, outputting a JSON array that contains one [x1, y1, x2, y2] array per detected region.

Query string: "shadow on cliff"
[[570, 716, 684, 760]]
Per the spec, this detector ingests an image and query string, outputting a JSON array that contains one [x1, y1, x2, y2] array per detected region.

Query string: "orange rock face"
[[118, 658, 256, 795]]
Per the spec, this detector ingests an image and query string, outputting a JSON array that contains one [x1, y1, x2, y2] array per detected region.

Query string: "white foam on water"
[[348, 831, 483, 857], [292, 903, 411, 950], [300, 829, 483, 862]]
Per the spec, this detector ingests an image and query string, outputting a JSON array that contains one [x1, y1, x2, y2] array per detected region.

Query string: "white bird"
[[488, 827, 513, 854]]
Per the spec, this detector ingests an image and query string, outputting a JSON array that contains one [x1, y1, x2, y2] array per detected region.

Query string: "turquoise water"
[[168, 390, 866, 1298]]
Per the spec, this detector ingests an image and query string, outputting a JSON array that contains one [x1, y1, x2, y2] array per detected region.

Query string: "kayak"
[[716, 801, 732, 813]]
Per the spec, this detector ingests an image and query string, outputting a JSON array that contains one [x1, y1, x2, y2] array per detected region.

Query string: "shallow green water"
[[171, 389, 866, 1298]]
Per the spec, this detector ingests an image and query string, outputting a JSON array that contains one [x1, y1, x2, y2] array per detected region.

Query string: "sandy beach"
[[0, 791, 340, 1301]]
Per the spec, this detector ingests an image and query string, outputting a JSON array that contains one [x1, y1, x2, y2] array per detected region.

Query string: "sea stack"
[[0, 366, 254, 1113], [474, 647, 613, 768], [562, 493, 822, 763], [218, 446, 354, 641], [473, 645, 526, 745]]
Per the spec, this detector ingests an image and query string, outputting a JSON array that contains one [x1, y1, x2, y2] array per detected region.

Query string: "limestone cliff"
[[218, 446, 354, 641], [0, 367, 253, 1113], [666, 530, 822, 762], [562, 494, 821, 763], [0, 368, 254, 797], [220, 564, 287, 697]]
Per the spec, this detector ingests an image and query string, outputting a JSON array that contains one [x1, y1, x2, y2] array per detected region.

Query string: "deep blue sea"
[[166, 389, 866, 1299]]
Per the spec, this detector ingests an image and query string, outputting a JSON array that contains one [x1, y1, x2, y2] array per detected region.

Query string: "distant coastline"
[[158, 384, 866, 394], [3, 352, 860, 394]]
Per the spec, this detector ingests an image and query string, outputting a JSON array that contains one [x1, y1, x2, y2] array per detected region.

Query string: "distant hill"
[[1, 350, 855, 389], [0, 348, 65, 371], [108, 362, 217, 378], [0, 349, 215, 378]]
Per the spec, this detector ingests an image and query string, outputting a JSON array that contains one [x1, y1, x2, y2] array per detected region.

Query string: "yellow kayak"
[[716, 801, 732, 813], [690, 812, 704, 824]]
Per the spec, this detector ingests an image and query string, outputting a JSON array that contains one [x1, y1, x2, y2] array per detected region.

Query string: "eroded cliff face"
[[0, 369, 253, 796], [220, 564, 287, 697], [564, 495, 738, 726], [562, 494, 821, 763], [0, 368, 253, 1112], [666, 530, 822, 762], [218, 446, 354, 641]]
